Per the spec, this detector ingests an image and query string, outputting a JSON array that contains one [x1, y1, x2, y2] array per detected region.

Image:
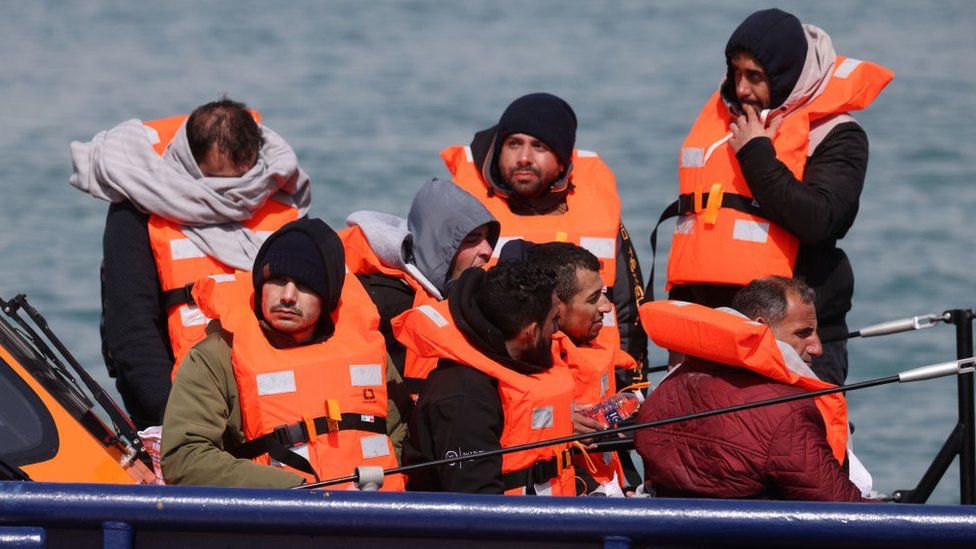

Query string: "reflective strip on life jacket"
[[662, 56, 893, 291], [194, 272, 404, 491], [638, 300, 848, 463], [141, 113, 299, 374], [393, 300, 577, 495], [442, 144, 623, 353]]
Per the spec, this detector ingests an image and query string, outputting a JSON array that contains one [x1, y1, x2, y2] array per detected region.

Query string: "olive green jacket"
[[160, 329, 410, 488]]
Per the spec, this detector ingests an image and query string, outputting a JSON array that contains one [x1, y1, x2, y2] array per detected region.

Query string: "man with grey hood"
[[664, 8, 893, 386], [341, 178, 500, 390]]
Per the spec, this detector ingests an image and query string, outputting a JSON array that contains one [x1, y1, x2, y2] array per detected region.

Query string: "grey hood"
[[408, 178, 500, 296], [345, 209, 444, 299]]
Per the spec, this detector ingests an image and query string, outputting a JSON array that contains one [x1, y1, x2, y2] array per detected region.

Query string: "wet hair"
[[731, 276, 816, 326], [476, 262, 556, 340], [186, 97, 264, 170], [527, 242, 600, 303]]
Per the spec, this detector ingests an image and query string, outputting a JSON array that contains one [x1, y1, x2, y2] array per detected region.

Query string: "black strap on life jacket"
[[229, 413, 388, 481], [161, 283, 195, 309], [646, 192, 765, 300], [500, 448, 573, 494]]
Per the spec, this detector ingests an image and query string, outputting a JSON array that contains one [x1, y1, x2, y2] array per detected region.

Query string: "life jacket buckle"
[[303, 415, 318, 444], [555, 447, 572, 474], [272, 422, 307, 447], [325, 399, 342, 432]]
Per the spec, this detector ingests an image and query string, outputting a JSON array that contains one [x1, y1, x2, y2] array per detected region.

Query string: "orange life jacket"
[[442, 145, 623, 353], [393, 300, 577, 495], [666, 56, 893, 290], [141, 114, 299, 373], [638, 300, 848, 463], [193, 272, 405, 490], [338, 225, 439, 395], [554, 332, 632, 488]]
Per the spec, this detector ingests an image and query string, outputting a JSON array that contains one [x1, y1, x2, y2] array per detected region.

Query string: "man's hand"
[[573, 404, 604, 450], [729, 105, 783, 153]]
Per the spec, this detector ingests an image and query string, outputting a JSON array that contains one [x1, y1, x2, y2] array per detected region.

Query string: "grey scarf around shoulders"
[[69, 118, 311, 270]]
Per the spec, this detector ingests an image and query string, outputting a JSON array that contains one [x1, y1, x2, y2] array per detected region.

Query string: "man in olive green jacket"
[[160, 218, 408, 488]]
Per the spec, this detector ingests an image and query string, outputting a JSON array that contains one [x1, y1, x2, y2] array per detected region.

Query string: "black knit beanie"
[[496, 93, 577, 167], [255, 231, 330, 301], [251, 218, 345, 340], [724, 8, 808, 110], [497, 238, 537, 264]]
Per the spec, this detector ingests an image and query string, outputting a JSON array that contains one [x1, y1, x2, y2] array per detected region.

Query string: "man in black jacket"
[[400, 263, 571, 494], [665, 9, 890, 385]]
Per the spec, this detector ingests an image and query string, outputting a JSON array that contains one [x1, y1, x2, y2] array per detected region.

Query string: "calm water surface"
[[0, 0, 973, 503]]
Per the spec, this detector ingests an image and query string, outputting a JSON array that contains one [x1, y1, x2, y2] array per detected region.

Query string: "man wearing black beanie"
[[660, 8, 893, 385], [440, 93, 648, 394], [161, 218, 408, 489]]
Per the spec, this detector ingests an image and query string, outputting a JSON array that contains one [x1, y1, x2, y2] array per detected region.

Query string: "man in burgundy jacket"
[[635, 277, 870, 502]]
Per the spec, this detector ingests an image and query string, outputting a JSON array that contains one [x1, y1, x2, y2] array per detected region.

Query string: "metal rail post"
[[950, 309, 975, 504]]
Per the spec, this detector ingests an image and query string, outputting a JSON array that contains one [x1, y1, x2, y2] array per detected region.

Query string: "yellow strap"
[[693, 182, 704, 213], [572, 441, 598, 474], [325, 399, 342, 433], [703, 183, 724, 225], [618, 382, 651, 393], [552, 447, 572, 475], [303, 415, 318, 444]]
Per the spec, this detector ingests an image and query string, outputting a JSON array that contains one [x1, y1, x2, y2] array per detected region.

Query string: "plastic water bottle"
[[579, 391, 645, 429]]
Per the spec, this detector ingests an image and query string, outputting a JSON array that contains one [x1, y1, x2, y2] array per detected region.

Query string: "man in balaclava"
[[440, 93, 648, 394], [662, 8, 893, 385], [161, 218, 405, 489]]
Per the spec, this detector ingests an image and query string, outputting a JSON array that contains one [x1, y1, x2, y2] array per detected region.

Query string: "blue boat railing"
[[2, 482, 976, 548]]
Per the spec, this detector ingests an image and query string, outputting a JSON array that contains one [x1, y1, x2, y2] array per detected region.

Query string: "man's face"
[[768, 292, 823, 365], [558, 268, 611, 345], [198, 148, 254, 178], [260, 276, 322, 342], [731, 51, 771, 111], [497, 133, 565, 199], [448, 224, 494, 281]]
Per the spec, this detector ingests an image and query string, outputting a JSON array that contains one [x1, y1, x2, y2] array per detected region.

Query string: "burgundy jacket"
[[634, 358, 867, 502]]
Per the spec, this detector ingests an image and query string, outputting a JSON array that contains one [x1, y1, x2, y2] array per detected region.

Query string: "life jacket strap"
[[501, 448, 572, 493], [161, 283, 195, 309], [229, 413, 387, 464], [646, 192, 765, 299]]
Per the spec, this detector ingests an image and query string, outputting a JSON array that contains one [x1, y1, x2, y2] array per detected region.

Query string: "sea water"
[[0, 0, 973, 503]]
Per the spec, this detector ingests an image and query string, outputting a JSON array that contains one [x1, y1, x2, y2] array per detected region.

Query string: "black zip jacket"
[[670, 121, 868, 342], [101, 200, 172, 429], [403, 269, 547, 494]]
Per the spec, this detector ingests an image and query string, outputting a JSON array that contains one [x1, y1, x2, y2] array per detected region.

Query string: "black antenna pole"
[[300, 358, 975, 490]]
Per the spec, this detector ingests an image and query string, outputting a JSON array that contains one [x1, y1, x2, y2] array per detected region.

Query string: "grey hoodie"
[[346, 178, 499, 298]]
